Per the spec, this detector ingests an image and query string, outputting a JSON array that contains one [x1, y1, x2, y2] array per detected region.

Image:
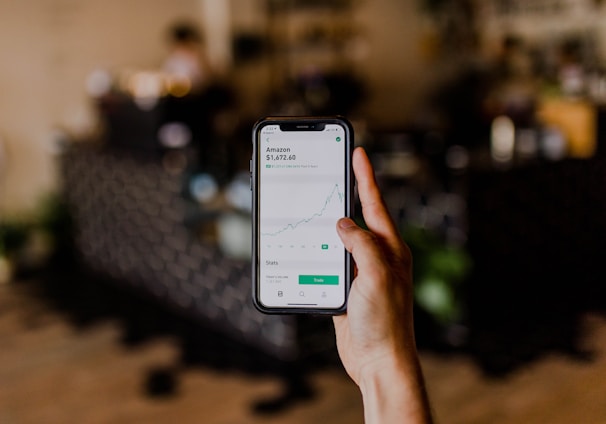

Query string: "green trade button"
[[299, 275, 339, 285]]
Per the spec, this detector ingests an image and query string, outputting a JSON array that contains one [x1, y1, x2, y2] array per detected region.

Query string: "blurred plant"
[[354, 215, 472, 325], [0, 194, 72, 283], [0, 222, 29, 254], [418, 0, 480, 58], [403, 225, 472, 325], [0, 222, 27, 284]]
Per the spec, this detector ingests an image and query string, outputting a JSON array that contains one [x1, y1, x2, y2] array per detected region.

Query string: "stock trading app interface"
[[257, 123, 347, 309]]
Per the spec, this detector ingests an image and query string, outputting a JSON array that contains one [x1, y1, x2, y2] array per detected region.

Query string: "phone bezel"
[[251, 116, 354, 315]]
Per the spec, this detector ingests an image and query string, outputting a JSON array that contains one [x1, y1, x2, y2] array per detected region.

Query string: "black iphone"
[[252, 116, 354, 314]]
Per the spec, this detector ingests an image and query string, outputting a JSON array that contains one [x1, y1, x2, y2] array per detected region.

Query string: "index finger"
[[353, 147, 405, 255]]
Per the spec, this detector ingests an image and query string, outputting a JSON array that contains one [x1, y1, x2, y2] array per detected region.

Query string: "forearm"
[[359, 355, 433, 424]]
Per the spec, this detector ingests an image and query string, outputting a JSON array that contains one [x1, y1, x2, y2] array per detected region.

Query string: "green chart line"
[[261, 184, 344, 237]]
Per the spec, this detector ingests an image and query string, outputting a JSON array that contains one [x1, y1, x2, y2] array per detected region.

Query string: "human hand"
[[333, 147, 431, 423]]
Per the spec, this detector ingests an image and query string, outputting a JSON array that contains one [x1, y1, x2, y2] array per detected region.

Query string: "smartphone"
[[252, 116, 354, 314]]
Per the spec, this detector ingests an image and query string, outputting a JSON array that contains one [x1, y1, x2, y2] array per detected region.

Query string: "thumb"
[[336, 218, 385, 273], [336, 217, 362, 253]]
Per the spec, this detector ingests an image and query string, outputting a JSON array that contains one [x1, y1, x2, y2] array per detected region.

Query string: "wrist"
[[358, 350, 432, 424]]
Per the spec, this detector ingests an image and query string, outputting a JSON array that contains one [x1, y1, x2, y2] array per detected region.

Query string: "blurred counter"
[[59, 143, 334, 362]]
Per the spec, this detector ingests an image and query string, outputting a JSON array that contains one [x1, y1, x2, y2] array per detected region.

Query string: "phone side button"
[[249, 160, 253, 191]]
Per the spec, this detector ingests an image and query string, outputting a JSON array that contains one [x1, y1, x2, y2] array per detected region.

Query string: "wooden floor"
[[2, 280, 606, 424]]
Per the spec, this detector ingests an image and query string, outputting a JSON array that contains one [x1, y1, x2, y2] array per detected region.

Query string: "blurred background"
[[2, 0, 606, 422]]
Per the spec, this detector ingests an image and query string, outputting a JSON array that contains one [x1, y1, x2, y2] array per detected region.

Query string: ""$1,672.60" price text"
[[266, 154, 297, 161]]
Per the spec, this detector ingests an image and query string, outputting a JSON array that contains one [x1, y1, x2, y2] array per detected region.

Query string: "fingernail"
[[338, 217, 356, 229]]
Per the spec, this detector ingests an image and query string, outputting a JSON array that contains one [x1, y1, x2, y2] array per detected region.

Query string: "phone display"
[[252, 117, 353, 314]]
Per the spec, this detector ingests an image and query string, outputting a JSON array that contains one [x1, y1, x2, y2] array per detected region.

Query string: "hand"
[[334, 147, 432, 423], [334, 146, 415, 383]]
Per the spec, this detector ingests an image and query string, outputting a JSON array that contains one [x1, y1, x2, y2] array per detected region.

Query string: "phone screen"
[[252, 118, 353, 313]]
